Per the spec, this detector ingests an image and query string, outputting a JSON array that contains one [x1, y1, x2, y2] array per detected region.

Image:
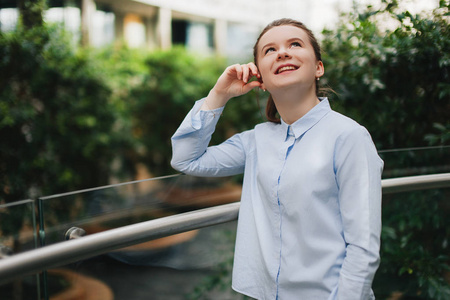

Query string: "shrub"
[[321, 0, 450, 176], [0, 25, 125, 202]]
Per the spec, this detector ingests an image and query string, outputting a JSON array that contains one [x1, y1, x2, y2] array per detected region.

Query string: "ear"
[[316, 61, 325, 78], [258, 74, 266, 91]]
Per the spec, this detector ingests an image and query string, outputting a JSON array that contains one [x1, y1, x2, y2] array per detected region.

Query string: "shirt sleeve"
[[171, 98, 247, 177], [334, 126, 384, 299]]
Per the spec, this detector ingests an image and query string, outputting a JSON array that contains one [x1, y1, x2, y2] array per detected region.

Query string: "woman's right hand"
[[204, 63, 262, 109]]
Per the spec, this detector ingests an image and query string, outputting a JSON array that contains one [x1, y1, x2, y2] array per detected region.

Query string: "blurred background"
[[0, 0, 449, 299]]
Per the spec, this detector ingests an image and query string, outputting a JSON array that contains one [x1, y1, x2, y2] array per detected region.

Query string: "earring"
[[316, 77, 320, 81]]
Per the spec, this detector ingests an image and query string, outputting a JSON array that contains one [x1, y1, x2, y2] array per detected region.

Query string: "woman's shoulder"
[[320, 110, 376, 146], [326, 110, 367, 133], [328, 109, 360, 127]]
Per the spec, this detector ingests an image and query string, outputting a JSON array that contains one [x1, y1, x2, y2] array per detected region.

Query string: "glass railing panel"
[[38, 174, 241, 299], [379, 146, 450, 178], [42, 221, 239, 300], [373, 187, 450, 300], [38, 174, 241, 247], [0, 199, 39, 300]]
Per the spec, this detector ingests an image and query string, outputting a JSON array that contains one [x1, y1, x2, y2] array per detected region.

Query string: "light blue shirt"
[[171, 98, 383, 300]]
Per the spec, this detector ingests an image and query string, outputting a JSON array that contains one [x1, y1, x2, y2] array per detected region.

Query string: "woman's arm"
[[334, 126, 384, 299], [171, 63, 261, 177], [171, 99, 250, 177]]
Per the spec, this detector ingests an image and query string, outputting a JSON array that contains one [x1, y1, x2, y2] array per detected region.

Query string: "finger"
[[242, 64, 250, 83], [242, 80, 261, 94], [233, 64, 243, 81], [248, 62, 260, 78]]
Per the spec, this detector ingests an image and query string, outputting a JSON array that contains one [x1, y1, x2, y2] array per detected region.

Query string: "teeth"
[[277, 66, 297, 74]]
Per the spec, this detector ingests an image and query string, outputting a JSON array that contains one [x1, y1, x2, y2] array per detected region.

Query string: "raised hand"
[[203, 63, 262, 110]]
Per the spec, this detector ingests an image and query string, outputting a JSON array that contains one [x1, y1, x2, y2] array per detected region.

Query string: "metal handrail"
[[0, 173, 449, 284], [381, 173, 450, 194], [0, 202, 240, 284]]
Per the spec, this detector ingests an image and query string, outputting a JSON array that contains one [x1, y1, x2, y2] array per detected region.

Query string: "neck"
[[271, 84, 320, 124]]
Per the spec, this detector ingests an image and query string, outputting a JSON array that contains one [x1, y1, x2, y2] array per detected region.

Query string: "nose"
[[277, 48, 291, 60]]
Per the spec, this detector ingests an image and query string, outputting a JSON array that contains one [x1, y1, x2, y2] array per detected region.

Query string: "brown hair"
[[253, 18, 324, 124]]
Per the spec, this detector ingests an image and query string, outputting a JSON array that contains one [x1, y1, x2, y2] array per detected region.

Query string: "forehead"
[[259, 25, 309, 47]]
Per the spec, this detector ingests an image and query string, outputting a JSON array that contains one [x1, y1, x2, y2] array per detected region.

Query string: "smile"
[[276, 64, 299, 74]]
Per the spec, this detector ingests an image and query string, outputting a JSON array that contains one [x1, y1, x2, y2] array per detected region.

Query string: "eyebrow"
[[260, 37, 305, 54]]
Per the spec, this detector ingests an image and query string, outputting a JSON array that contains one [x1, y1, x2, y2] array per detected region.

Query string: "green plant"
[[374, 189, 450, 299], [0, 24, 129, 202], [321, 0, 450, 152]]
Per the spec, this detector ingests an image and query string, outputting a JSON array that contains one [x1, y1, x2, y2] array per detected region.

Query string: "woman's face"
[[256, 25, 324, 93]]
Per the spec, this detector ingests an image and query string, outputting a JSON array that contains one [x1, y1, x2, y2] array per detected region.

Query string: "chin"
[[270, 77, 305, 89]]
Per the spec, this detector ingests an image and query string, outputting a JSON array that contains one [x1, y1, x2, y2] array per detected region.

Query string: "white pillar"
[[145, 16, 157, 49], [81, 0, 96, 46], [114, 10, 124, 42], [157, 7, 171, 50], [214, 18, 227, 56]]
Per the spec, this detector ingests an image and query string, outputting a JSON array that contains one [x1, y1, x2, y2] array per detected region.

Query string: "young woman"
[[171, 18, 383, 300]]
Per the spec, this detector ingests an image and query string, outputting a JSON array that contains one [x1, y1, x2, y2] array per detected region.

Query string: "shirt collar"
[[280, 97, 331, 139]]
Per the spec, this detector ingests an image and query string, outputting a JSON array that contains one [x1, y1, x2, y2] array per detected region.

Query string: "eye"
[[290, 42, 301, 48], [264, 47, 276, 55]]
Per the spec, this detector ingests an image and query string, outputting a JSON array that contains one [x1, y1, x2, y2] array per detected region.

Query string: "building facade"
[[0, 0, 440, 58]]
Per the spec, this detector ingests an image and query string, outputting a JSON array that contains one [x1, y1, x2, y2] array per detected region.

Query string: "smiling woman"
[[170, 18, 383, 300]]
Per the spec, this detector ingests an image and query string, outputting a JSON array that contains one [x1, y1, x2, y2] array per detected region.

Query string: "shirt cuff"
[[191, 98, 225, 130]]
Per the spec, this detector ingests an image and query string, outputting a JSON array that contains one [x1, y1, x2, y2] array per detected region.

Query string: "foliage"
[[321, 0, 450, 152], [89, 43, 150, 176], [0, 24, 130, 203], [128, 47, 263, 176], [18, 0, 46, 29], [374, 189, 450, 299], [0, 24, 262, 199], [425, 123, 450, 145]]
